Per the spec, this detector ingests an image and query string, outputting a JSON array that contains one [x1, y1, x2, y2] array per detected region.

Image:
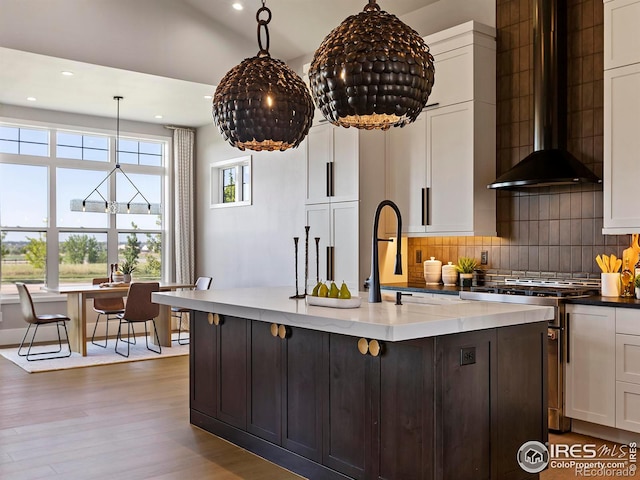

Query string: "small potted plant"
[[120, 259, 137, 283], [456, 257, 478, 288], [635, 274, 640, 300]]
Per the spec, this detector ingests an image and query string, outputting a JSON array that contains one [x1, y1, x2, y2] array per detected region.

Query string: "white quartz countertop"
[[152, 287, 554, 341]]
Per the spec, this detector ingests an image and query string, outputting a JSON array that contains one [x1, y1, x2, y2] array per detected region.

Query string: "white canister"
[[424, 257, 442, 285], [442, 262, 458, 286]]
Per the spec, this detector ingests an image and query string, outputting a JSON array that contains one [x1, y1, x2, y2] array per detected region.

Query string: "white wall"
[[195, 124, 306, 289]]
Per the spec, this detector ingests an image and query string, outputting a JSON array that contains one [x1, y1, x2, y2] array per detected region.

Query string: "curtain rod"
[[164, 125, 196, 131]]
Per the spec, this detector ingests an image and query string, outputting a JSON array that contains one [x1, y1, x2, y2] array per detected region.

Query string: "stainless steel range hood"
[[488, 0, 601, 189]]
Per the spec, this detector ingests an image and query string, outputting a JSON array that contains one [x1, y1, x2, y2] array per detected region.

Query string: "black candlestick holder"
[[290, 236, 305, 299]]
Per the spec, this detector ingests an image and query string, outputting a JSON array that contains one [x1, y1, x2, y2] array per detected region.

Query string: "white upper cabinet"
[[603, 0, 640, 234], [604, 0, 640, 69], [385, 21, 496, 237], [306, 123, 358, 205]]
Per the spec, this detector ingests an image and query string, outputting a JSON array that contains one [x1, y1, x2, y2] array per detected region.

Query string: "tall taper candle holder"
[[304, 226, 310, 296], [290, 237, 305, 299], [315, 237, 320, 284]]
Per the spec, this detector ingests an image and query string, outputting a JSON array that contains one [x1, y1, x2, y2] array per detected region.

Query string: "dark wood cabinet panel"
[[282, 326, 324, 462], [190, 311, 217, 418], [435, 330, 495, 480], [379, 338, 435, 480], [216, 315, 248, 429], [323, 333, 373, 480], [248, 321, 282, 444], [496, 322, 548, 480]]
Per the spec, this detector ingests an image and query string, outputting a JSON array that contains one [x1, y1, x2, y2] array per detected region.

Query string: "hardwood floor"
[[0, 356, 302, 480], [0, 355, 633, 480]]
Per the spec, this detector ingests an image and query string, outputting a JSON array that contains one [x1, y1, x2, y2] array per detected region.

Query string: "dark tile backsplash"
[[407, 0, 631, 284]]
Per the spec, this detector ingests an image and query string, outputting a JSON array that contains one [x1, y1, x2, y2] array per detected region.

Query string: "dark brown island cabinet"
[[190, 311, 547, 480]]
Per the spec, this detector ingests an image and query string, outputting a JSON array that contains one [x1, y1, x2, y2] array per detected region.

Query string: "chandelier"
[[309, 0, 435, 130]]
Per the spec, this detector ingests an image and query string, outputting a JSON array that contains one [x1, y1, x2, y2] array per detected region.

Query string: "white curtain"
[[173, 128, 195, 284]]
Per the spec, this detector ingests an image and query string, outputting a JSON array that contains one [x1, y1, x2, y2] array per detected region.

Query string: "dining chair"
[[171, 276, 212, 345], [115, 282, 160, 358], [90, 277, 126, 348], [16, 282, 72, 361]]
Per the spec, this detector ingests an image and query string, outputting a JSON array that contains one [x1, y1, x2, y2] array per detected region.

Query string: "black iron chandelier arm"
[[256, 2, 271, 57]]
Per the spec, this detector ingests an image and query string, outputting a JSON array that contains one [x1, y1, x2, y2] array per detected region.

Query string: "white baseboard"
[[571, 419, 640, 444]]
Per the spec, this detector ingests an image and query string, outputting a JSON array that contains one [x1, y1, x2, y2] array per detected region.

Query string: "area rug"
[[0, 334, 189, 373]]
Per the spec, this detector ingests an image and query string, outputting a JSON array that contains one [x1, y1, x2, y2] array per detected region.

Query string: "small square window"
[[210, 156, 252, 208]]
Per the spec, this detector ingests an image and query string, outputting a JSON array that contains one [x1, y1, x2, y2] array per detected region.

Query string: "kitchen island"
[[153, 287, 553, 480]]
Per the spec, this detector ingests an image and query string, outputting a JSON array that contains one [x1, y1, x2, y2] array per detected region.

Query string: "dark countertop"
[[380, 282, 466, 296], [382, 283, 640, 309], [566, 295, 640, 309]]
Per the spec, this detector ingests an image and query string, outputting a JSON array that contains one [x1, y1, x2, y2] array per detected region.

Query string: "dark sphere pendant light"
[[309, 0, 435, 130], [213, 1, 314, 151]]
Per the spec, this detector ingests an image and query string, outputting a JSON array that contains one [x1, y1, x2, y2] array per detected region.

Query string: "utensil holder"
[[601, 273, 621, 297]]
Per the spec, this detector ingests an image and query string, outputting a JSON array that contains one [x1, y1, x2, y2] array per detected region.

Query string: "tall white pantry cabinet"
[[603, 0, 640, 233]]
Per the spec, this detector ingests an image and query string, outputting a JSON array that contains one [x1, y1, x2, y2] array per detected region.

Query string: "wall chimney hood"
[[488, 0, 601, 189]]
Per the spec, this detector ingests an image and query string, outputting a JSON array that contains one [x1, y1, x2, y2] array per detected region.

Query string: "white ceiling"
[[0, 0, 481, 128]]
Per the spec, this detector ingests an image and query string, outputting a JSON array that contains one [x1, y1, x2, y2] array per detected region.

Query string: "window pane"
[[117, 151, 138, 165], [222, 167, 236, 203], [117, 231, 162, 281], [242, 165, 250, 201], [0, 139, 19, 154], [57, 133, 108, 161], [0, 230, 46, 295], [139, 142, 162, 155], [20, 142, 49, 156], [139, 153, 161, 166], [56, 168, 109, 228], [118, 139, 138, 153], [20, 129, 48, 144], [0, 126, 19, 141], [116, 173, 162, 230], [57, 132, 82, 147], [57, 145, 83, 159], [58, 232, 108, 285], [0, 164, 48, 227]]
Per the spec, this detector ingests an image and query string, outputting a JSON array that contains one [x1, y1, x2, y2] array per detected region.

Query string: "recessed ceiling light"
[[204, 95, 213, 100], [61, 71, 74, 76], [232, 3, 243, 11], [26, 97, 37, 102], [154, 115, 163, 119]]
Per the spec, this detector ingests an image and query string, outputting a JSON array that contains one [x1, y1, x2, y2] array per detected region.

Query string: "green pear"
[[311, 281, 322, 296], [318, 283, 329, 297], [338, 281, 351, 299], [329, 281, 340, 298]]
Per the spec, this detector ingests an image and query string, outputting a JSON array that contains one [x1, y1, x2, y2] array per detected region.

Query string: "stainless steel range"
[[461, 278, 600, 432]]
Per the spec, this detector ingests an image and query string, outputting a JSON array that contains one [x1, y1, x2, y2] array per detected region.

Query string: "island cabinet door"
[[377, 338, 435, 480], [216, 315, 248, 429], [323, 333, 377, 480], [247, 320, 282, 444], [281, 326, 325, 462], [435, 330, 495, 480], [190, 311, 218, 418]]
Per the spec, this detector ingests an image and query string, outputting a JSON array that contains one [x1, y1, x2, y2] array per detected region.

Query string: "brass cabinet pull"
[[278, 325, 288, 339], [358, 338, 369, 355], [207, 313, 221, 326], [270, 323, 279, 337], [368, 339, 381, 357]]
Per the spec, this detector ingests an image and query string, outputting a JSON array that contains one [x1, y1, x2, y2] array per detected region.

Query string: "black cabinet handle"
[[328, 246, 335, 280], [566, 313, 570, 364], [421, 188, 430, 226], [326, 162, 331, 197], [330, 162, 335, 196]]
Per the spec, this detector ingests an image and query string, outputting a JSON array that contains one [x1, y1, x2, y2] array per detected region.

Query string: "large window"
[[0, 122, 169, 295]]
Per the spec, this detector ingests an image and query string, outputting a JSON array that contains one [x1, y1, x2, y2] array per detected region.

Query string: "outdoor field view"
[[0, 224, 162, 294]]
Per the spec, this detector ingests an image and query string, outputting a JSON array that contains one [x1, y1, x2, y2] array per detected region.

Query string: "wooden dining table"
[[43, 282, 193, 356]]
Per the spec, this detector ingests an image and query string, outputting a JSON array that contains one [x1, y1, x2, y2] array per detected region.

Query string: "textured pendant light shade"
[[212, 3, 314, 152], [309, 1, 435, 130]]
